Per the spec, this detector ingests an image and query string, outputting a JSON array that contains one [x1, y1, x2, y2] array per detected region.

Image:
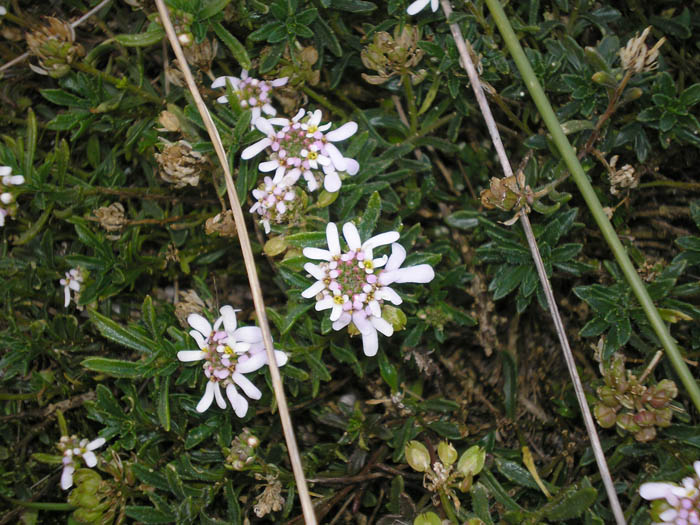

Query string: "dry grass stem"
[[152, 1, 317, 523], [439, 0, 626, 522]]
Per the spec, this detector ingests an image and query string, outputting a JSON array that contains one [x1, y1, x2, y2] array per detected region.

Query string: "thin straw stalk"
[[481, 0, 700, 414], [439, 0, 625, 523], [152, 2, 317, 523]]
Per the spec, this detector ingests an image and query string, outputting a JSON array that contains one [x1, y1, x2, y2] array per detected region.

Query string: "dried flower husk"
[[155, 139, 206, 188], [26, 17, 84, 78]]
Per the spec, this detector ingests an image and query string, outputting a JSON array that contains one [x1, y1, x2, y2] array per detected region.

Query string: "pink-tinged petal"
[[303, 247, 333, 261], [211, 76, 232, 89], [254, 118, 274, 135], [352, 312, 372, 334], [216, 95, 229, 104], [315, 297, 335, 311], [0, 166, 11, 176], [226, 384, 249, 417], [87, 438, 106, 451], [302, 280, 326, 298], [196, 382, 216, 413], [220, 305, 238, 334], [326, 222, 341, 256], [61, 465, 75, 490], [332, 312, 352, 331], [232, 372, 262, 399], [330, 304, 343, 322], [82, 451, 98, 468], [233, 326, 263, 344], [431, 0, 439, 10], [68, 280, 82, 291], [368, 299, 381, 318], [274, 350, 288, 366], [392, 265, 435, 284], [304, 262, 326, 281], [659, 508, 678, 522], [326, 122, 358, 142], [188, 330, 207, 350], [241, 70, 249, 79], [342, 223, 362, 251], [269, 117, 290, 126], [407, 0, 430, 15], [363, 231, 400, 251], [378, 286, 402, 305], [639, 482, 673, 501], [213, 382, 227, 409], [188, 313, 212, 337], [304, 171, 319, 191], [353, 312, 378, 356], [262, 103, 276, 116], [178, 350, 206, 362], [63, 287, 71, 307], [694, 461, 700, 478], [292, 108, 306, 122], [271, 77, 289, 87], [259, 160, 279, 172], [344, 158, 359, 175], [251, 107, 262, 123], [236, 352, 267, 374], [284, 168, 301, 185], [241, 138, 272, 159], [385, 243, 407, 271], [323, 171, 341, 192], [324, 143, 347, 171], [309, 110, 323, 127], [7, 175, 24, 185], [370, 316, 394, 337]]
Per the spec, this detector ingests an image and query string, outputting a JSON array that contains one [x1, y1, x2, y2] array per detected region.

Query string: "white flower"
[[58, 435, 106, 490], [301, 222, 435, 356], [0, 165, 24, 227], [177, 306, 288, 417], [211, 70, 288, 125], [250, 171, 298, 234], [59, 268, 84, 308], [407, 0, 439, 15], [640, 461, 700, 524], [241, 109, 359, 193]]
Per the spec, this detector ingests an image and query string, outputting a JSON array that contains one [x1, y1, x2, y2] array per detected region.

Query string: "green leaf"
[[115, 25, 165, 47], [491, 265, 529, 300], [378, 350, 399, 391], [286, 231, 327, 248], [495, 458, 540, 490], [445, 210, 479, 230], [142, 295, 158, 338], [212, 22, 252, 70], [158, 376, 171, 432], [82, 357, 142, 378], [501, 352, 517, 419], [184, 421, 218, 449], [40, 89, 91, 108], [328, 0, 377, 12], [472, 483, 495, 525], [358, 192, 381, 239], [124, 506, 175, 523], [425, 420, 461, 439], [89, 309, 158, 354], [259, 41, 286, 73], [681, 84, 700, 107], [314, 18, 342, 56], [199, 0, 230, 18], [24, 108, 37, 177], [543, 487, 597, 521]]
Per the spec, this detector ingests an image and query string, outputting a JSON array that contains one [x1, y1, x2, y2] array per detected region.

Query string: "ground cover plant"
[[1, 0, 699, 523]]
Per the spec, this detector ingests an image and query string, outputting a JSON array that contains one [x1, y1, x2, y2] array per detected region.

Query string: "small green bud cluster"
[[405, 440, 486, 495], [25, 17, 84, 78], [224, 428, 261, 471], [67, 469, 116, 524], [594, 354, 678, 442]]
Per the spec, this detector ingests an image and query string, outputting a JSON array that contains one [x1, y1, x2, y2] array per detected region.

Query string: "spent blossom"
[[406, 0, 439, 15], [620, 26, 666, 74], [250, 171, 300, 234], [212, 70, 288, 124], [0, 166, 24, 227], [58, 435, 106, 490], [241, 109, 359, 193], [60, 268, 84, 308], [177, 306, 287, 417], [301, 222, 435, 356], [640, 461, 700, 524]]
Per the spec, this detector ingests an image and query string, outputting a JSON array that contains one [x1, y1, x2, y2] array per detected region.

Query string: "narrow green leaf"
[[24, 108, 37, 177], [378, 350, 398, 391], [212, 22, 252, 70], [89, 309, 158, 354], [124, 506, 175, 523], [199, 0, 230, 18], [544, 487, 597, 520], [82, 357, 142, 378], [115, 26, 165, 47], [358, 192, 381, 239], [158, 376, 170, 432]]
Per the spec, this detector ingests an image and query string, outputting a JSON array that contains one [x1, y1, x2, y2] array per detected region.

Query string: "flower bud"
[[616, 412, 641, 433], [457, 445, 485, 477], [405, 441, 430, 472], [247, 435, 260, 449], [594, 403, 617, 428], [597, 385, 619, 407], [634, 426, 657, 443], [437, 441, 458, 466], [634, 410, 656, 427], [414, 511, 442, 525], [648, 379, 677, 408]]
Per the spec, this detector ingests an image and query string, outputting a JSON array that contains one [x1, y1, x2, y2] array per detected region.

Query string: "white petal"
[[236, 352, 267, 374], [213, 382, 227, 409], [292, 108, 306, 122], [315, 297, 335, 311], [659, 508, 678, 521], [61, 465, 75, 490], [259, 160, 279, 172], [226, 384, 249, 417], [254, 118, 275, 135], [219, 305, 238, 334], [7, 175, 24, 185], [407, 0, 431, 15], [87, 438, 106, 451], [639, 482, 673, 501], [188, 330, 207, 350], [262, 103, 276, 116], [271, 77, 288, 87], [332, 312, 352, 330], [268, 117, 291, 126], [385, 243, 407, 271], [325, 122, 358, 142], [344, 158, 359, 175], [330, 304, 343, 322], [216, 95, 229, 104], [342, 223, 362, 251], [391, 265, 435, 284], [694, 460, 700, 478], [0, 167, 11, 176], [431, 0, 439, 10], [370, 316, 394, 337], [68, 281, 81, 291], [363, 231, 400, 251], [303, 247, 333, 261], [301, 280, 326, 298], [233, 326, 263, 344], [274, 350, 288, 367], [323, 171, 342, 192], [241, 138, 272, 159], [178, 350, 206, 362], [309, 110, 323, 126], [326, 222, 341, 255], [378, 286, 402, 305], [324, 143, 347, 171], [251, 107, 262, 124], [304, 262, 326, 281], [211, 76, 232, 88], [232, 372, 262, 399], [82, 451, 98, 468], [187, 314, 212, 338], [0, 193, 11, 204], [368, 299, 381, 318], [63, 287, 71, 308], [196, 382, 216, 413]]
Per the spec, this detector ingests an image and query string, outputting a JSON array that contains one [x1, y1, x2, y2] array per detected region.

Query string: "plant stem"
[[438, 488, 459, 524], [402, 73, 419, 134], [483, 0, 700, 417], [302, 86, 348, 120]]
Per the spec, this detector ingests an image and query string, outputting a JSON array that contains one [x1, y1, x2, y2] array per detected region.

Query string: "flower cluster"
[[60, 268, 84, 308], [177, 306, 287, 417], [58, 435, 106, 490], [242, 109, 359, 194], [212, 70, 288, 124], [301, 222, 435, 356], [640, 461, 700, 524], [0, 166, 24, 227], [250, 171, 301, 234]]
